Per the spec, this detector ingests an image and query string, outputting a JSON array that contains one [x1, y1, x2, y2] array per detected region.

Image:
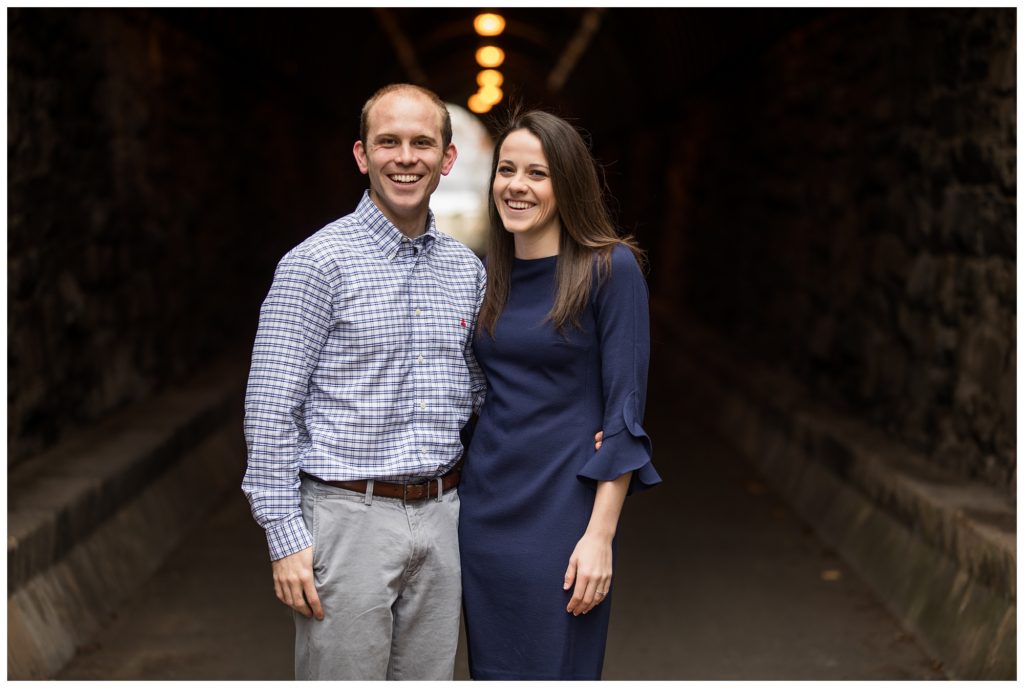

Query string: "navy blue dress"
[[459, 245, 661, 680]]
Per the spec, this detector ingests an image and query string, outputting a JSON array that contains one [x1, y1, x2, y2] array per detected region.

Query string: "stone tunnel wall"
[[7, 9, 358, 467], [654, 9, 1015, 492]]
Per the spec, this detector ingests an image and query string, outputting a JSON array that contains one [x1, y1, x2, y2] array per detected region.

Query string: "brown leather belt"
[[302, 468, 460, 501]]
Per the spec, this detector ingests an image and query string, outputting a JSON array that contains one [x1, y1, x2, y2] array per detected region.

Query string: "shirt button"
[[420, 448, 426, 456], [417, 355, 424, 364], [419, 401, 427, 410], [415, 308, 421, 316]]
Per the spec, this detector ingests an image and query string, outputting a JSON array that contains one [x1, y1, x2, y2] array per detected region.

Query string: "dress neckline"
[[513, 254, 558, 263]]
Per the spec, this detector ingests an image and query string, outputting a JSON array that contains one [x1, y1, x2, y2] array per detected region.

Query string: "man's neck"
[[397, 220, 427, 239], [369, 190, 429, 238]]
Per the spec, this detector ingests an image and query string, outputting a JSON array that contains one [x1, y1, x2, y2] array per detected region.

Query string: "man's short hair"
[[360, 84, 453, 150]]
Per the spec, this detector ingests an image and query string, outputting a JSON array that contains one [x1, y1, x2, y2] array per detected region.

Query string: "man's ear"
[[353, 140, 369, 174], [440, 143, 458, 176]]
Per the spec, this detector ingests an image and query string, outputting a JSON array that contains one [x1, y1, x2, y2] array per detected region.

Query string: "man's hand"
[[271, 546, 323, 620], [594, 430, 604, 451]]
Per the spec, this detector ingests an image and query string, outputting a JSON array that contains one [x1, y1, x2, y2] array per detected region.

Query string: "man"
[[241, 84, 484, 680]]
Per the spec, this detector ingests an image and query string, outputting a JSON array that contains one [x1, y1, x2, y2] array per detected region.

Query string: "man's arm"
[[465, 261, 487, 414], [242, 249, 333, 619]]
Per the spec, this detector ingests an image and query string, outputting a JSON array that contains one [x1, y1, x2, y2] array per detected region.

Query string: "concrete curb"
[[7, 359, 247, 679], [655, 307, 1015, 679]]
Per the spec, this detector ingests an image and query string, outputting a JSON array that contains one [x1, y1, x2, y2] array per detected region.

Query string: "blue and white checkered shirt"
[[242, 191, 487, 560]]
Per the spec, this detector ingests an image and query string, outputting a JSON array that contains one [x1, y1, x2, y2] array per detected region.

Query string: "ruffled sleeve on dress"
[[577, 245, 662, 494]]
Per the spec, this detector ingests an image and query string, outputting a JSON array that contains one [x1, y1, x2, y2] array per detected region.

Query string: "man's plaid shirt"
[[242, 191, 486, 560]]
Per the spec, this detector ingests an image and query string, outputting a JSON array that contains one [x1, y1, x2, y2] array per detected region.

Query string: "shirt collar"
[[355, 190, 438, 259]]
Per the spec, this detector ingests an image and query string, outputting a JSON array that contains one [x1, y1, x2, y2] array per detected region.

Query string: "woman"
[[458, 110, 661, 680]]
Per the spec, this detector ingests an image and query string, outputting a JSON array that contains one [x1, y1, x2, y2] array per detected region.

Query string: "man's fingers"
[[304, 580, 324, 620], [274, 574, 313, 617], [290, 580, 313, 617], [274, 578, 286, 606], [271, 547, 320, 618], [289, 573, 316, 617], [278, 578, 294, 608]]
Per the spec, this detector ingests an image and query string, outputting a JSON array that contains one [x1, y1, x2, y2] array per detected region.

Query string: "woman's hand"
[[563, 530, 613, 616]]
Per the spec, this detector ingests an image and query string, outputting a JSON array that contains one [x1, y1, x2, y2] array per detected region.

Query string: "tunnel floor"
[[58, 344, 946, 680]]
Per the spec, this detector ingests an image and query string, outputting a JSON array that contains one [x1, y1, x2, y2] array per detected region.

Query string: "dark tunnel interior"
[[9, 7, 1014, 490], [6, 7, 1017, 680]]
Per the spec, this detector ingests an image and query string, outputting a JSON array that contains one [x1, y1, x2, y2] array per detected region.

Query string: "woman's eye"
[[530, 170, 547, 178]]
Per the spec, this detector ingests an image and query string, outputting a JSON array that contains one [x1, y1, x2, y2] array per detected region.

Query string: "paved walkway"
[[59, 348, 945, 680]]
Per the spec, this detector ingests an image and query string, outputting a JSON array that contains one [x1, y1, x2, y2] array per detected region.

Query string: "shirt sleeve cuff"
[[266, 514, 313, 561]]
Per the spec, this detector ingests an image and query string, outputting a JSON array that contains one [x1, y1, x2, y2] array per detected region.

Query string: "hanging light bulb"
[[475, 45, 505, 68], [478, 85, 503, 106], [476, 69, 504, 88], [473, 13, 505, 37], [468, 93, 492, 114]]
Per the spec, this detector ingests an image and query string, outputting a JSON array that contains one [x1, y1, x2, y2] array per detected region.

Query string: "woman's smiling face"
[[492, 129, 561, 243]]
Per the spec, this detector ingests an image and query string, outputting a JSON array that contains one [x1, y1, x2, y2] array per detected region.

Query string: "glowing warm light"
[[478, 85, 503, 106], [473, 13, 505, 37], [475, 45, 505, 68], [476, 69, 504, 88], [468, 93, 492, 114]]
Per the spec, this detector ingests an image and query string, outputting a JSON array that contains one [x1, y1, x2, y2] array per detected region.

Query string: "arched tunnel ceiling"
[[157, 7, 823, 137]]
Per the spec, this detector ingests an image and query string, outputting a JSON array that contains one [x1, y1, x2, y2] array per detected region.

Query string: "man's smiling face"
[[353, 90, 457, 233]]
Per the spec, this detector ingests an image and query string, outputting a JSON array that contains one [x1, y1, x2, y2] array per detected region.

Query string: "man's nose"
[[395, 143, 417, 165]]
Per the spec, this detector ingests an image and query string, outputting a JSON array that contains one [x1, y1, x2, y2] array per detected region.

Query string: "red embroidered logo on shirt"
[[460, 318, 467, 327]]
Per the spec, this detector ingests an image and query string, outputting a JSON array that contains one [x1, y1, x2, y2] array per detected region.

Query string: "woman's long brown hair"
[[478, 110, 646, 337]]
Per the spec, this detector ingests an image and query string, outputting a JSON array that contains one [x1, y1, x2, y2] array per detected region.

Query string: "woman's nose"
[[508, 175, 528, 193]]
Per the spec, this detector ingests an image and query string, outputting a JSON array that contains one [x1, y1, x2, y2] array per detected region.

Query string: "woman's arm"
[[565, 245, 662, 615], [564, 471, 632, 615]]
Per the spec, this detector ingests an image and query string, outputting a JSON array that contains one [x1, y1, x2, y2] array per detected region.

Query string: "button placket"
[[410, 269, 429, 463]]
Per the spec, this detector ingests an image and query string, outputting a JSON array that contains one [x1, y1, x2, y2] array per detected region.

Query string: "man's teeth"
[[507, 200, 534, 210], [390, 174, 421, 183]]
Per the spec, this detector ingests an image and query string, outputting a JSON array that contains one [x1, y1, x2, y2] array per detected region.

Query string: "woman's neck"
[[512, 227, 560, 259]]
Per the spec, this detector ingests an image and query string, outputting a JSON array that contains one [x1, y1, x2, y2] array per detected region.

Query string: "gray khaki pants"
[[295, 476, 462, 680]]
